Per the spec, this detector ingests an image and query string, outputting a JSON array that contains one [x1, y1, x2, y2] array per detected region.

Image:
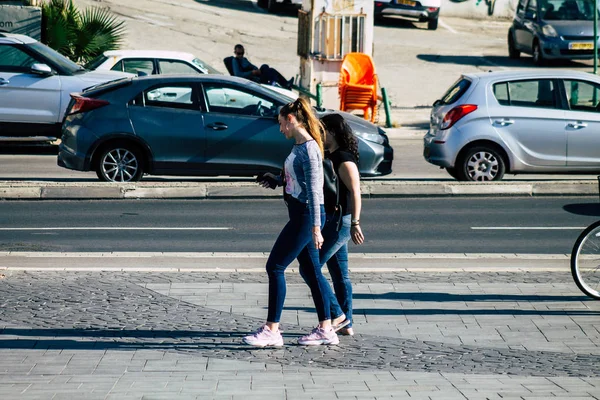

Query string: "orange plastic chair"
[[338, 53, 378, 122]]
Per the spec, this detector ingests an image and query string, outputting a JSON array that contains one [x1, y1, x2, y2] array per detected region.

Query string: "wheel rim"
[[101, 148, 139, 182], [574, 227, 600, 298], [466, 151, 499, 181]]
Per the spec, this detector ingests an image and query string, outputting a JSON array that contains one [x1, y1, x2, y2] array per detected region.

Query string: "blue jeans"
[[266, 200, 327, 323], [299, 214, 353, 327]]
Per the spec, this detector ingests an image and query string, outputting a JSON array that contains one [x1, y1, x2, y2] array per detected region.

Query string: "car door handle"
[[0, 78, 9, 86], [494, 119, 514, 126], [207, 122, 228, 131], [567, 121, 588, 129]]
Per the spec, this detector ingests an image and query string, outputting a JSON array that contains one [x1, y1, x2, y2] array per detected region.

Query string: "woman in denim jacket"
[[243, 98, 340, 347], [299, 113, 364, 337]]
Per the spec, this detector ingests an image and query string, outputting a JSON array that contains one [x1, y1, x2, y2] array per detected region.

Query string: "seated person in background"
[[226, 44, 294, 89]]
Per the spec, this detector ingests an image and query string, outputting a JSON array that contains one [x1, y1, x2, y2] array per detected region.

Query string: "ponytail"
[[279, 98, 325, 156]]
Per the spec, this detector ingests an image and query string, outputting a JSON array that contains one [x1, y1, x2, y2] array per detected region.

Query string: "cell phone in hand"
[[256, 172, 278, 190]]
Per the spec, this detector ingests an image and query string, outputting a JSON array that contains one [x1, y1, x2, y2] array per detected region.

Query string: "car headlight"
[[355, 130, 386, 145], [542, 25, 558, 37]]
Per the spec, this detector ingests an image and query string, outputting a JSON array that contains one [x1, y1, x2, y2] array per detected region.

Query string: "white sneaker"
[[242, 325, 284, 347], [297, 326, 339, 346]]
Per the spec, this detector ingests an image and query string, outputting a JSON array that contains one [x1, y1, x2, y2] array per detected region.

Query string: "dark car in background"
[[508, 0, 598, 65], [374, 0, 441, 30], [57, 75, 393, 182]]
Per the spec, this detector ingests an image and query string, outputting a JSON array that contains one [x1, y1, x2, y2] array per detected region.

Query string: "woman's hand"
[[351, 225, 364, 245], [258, 172, 278, 189], [312, 226, 324, 250]]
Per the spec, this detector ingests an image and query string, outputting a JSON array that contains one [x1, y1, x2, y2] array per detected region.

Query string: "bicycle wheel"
[[571, 220, 600, 300]]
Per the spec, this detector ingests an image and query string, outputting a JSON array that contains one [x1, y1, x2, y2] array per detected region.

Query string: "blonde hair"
[[279, 98, 325, 156]]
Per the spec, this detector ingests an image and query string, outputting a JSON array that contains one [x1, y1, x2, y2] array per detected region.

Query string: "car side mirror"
[[30, 63, 53, 76], [432, 99, 442, 107], [524, 10, 536, 20]]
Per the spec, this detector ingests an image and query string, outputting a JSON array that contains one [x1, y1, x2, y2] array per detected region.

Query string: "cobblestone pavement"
[[1, 270, 599, 399]]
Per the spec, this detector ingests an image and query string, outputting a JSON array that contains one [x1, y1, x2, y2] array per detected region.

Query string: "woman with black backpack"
[[298, 113, 364, 337]]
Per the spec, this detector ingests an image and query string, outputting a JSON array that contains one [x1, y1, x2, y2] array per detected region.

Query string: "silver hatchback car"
[[424, 70, 600, 181]]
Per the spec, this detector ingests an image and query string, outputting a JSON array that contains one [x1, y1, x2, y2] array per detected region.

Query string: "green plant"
[[41, 0, 125, 65]]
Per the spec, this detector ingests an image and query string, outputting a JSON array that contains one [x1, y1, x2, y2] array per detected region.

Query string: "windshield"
[[192, 58, 222, 74], [541, 0, 597, 20], [28, 42, 83, 74], [84, 54, 109, 70]]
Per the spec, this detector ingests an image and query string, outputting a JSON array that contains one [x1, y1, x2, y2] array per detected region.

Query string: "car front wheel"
[[456, 146, 505, 182], [532, 41, 545, 66], [96, 144, 144, 182], [508, 33, 520, 59]]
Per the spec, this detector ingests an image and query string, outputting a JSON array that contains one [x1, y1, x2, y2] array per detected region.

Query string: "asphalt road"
[[1, 197, 599, 254], [1, 139, 597, 182]]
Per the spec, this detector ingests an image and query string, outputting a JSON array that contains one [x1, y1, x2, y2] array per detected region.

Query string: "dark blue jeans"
[[266, 200, 327, 323], [299, 214, 353, 327], [259, 64, 290, 88]]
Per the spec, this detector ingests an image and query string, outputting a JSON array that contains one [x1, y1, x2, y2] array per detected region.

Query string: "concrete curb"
[[0, 180, 597, 199]]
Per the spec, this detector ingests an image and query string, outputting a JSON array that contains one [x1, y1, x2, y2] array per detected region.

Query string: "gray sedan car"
[[424, 70, 600, 181], [58, 75, 393, 182]]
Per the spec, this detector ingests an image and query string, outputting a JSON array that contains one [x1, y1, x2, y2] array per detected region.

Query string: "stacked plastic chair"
[[338, 52, 378, 122]]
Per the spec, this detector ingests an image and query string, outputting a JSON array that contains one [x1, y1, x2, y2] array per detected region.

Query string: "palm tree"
[[41, 0, 125, 65]]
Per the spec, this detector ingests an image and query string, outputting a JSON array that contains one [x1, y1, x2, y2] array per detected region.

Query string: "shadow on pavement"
[[417, 54, 590, 69], [563, 203, 600, 217], [375, 17, 424, 30], [353, 292, 586, 302], [194, 0, 299, 17], [287, 306, 597, 316], [0, 144, 58, 155]]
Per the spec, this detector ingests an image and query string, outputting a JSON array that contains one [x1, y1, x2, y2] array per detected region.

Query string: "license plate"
[[569, 42, 594, 50], [397, 0, 417, 6]]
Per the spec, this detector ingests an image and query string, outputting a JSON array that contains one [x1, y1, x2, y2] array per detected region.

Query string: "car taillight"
[[68, 94, 109, 115], [375, 2, 384, 6], [427, 7, 439, 11], [440, 104, 477, 130]]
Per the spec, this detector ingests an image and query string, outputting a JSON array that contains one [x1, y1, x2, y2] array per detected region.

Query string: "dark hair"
[[279, 98, 325, 156], [320, 113, 359, 164], [234, 44, 244, 52]]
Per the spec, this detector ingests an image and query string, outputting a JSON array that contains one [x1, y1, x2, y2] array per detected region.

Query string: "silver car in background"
[[424, 70, 600, 181]]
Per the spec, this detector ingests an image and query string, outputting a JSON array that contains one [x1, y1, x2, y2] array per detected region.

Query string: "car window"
[[27, 42, 82, 75], [541, 0, 596, 20], [563, 80, 600, 112], [0, 44, 39, 72], [135, 84, 199, 111], [438, 78, 471, 106], [203, 83, 277, 117], [516, 0, 528, 13], [493, 79, 558, 109], [526, 0, 538, 17], [159, 60, 199, 75], [114, 59, 154, 76]]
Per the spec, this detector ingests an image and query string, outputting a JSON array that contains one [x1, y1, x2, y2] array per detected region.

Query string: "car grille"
[[562, 35, 594, 41]]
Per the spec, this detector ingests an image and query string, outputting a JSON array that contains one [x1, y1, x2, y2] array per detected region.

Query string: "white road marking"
[[472, 227, 585, 230], [134, 15, 174, 27], [0, 227, 232, 231], [439, 18, 458, 34]]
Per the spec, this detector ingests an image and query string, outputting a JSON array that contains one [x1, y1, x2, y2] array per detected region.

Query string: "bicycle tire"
[[571, 220, 600, 300]]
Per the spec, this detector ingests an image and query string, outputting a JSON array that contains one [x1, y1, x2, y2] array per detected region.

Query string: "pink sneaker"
[[242, 325, 284, 347], [297, 326, 339, 346]]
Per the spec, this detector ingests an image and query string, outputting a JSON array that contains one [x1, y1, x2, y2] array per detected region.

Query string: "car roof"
[[0, 32, 37, 44], [463, 69, 598, 82], [103, 50, 196, 61]]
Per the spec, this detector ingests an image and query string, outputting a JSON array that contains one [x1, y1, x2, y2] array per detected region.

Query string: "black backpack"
[[323, 158, 343, 230]]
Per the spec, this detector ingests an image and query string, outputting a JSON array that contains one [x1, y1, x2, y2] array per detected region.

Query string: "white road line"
[[0, 227, 232, 231], [471, 227, 585, 230], [439, 18, 458, 34]]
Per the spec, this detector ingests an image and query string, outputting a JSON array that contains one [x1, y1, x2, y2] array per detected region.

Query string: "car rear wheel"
[[96, 144, 144, 182], [427, 18, 438, 30], [508, 33, 520, 59], [456, 146, 505, 182], [446, 167, 459, 180], [532, 41, 545, 66]]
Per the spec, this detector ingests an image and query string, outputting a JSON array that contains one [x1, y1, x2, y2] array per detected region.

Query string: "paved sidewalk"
[[1, 258, 599, 399]]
